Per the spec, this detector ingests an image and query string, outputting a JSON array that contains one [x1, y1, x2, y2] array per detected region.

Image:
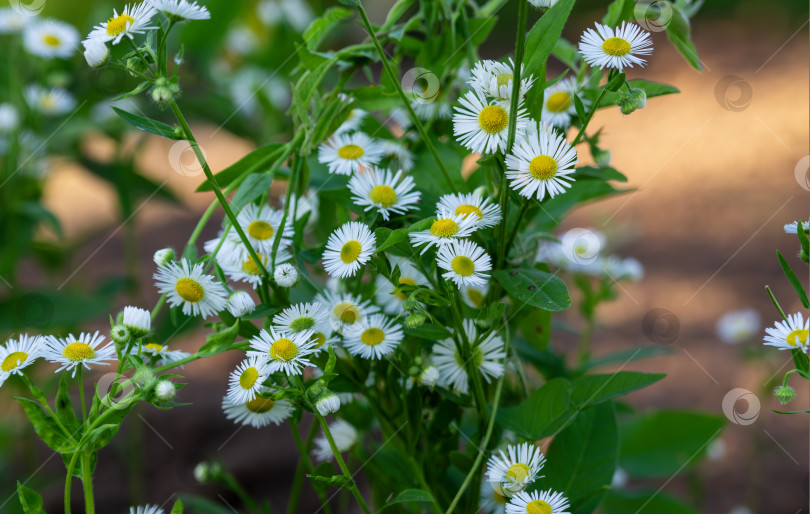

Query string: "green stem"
[[503, 199, 531, 262], [448, 287, 488, 424], [219, 470, 258, 513], [150, 294, 166, 321], [64, 450, 80, 514], [78, 368, 86, 425], [577, 315, 595, 364], [288, 419, 332, 514], [315, 414, 372, 514], [81, 453, 95, 514], [571, 87, 608, 146], [272, 153, 301, 268], [125, 37, 155, 78], [169, 99, 269, 277], [355, 3, 459, 194]]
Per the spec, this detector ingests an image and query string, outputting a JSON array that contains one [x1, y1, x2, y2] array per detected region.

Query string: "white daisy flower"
[[0, 103, 20, 133], [461, 282, 489, 309], [135, 342, 190, 366], [601, 255, 644, 281], [0, 334, 44, 387], [763, 312, 809, 353], [343, 313, 404, 360], [312, 419, 358, 462], [23, 19, 80, 59], [24, 86, 76, 116], [322, 221, 376, 279], [284, 189, 320, 226], [409, 209, 480, 254], [130, 505, 164, 514], [227, 356, 269, 404], [506, 489, 571, 514], [528, 0, 559, 7], [122, 306, 151, 336], [148, 0, 210, 20], [380, 140, 415, 172], [374, 257, 429, 315], [83, 38, 109, 68], [274, 263, 298, 287], [717, 309, 756, 344], [227, 290, 256, 318], [315, 392, 341, 416], [784, 221, 809, 234], [437, 193, 502, 229], [348, 168, 421, 221], [86, 3, 158, 45], [541, 77, 588, 128], [45, 331, 116, 377], [469, 59, 535, 106], [480, 481, 509, 514], [318, 132, 384, 176], [273, 302, 336, 355], [486, 442, 546, 497], [505, 123, 578, 201], [578, 22, 653, 71], [453, 91, 530, 155], [432, 320, 505, 394], [248, 327, 316, 375], [222, 253, 272, 289], [315, 291, 380, 335], [154, 259, 228, 318], [334, 106, 367, 135], [437, 239, 492, 288], [222, 387, 293, 428], [0, 8, 28, 34], [231, 203, 293, 259], [558, 228, 605, 273]]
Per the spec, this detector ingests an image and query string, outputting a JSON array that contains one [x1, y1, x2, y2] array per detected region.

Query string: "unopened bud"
[[151, 86, 173, 105], [774, 384, 796, 405], [405, 312, 426, 328], [419, 366, 439, 387]]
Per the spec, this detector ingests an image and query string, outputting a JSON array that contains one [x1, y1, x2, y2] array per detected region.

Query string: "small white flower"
[[318, 132, 384, 176], [322, 221, 376, 279], [155, 380, 176, 401], [148, 0, 210, 20], [505, 122, 578, 201], [716, 309, 761, 345], [486, 442, 546, 497], [437, 239, 492, 288], [45, 331, 116, 377], [505, 489, 571, 514], [227, 291, 256, 318], [315, 393, 341, 416], [248, 328, 317, 375], [528, 0, 559, 7], [419, 366, 439, 387], [274, 263, 299, 287], [578, 22, 653, 71], [601, 256, 644, 281], [227, 356, 269, 404], [284, 189, 320, 226], [315, 291, 379, 334], [461, 282, 489, 309], [541, 77, 588, 128], [154, 259, 228, 318], [312, 419, 357, 462], [436, 193, 502, 229], [558, 228, 605, 273], [0, 8, 29, 34], [409, 209, 480, 254], [135, 342, 190, 366], [86, 3, 158, 45], [374, 257, 429, 315], [23, 19, 80, 59], [24, 85, 76, 116], [479, 482, 509, 514], [453, 91, 530, 155], [0, 334, 44, 387], [349, 168, 421, 221], [343, 313, 404, 360], [222, 386, 293, 428], [273, 302, 335, 354], [153, 247, 175, 267], [333, 105, 367, 135], [611, 467, 629, 488], [469, 59, 535, 106], [129, 505, 164, 514], [432, 320, 504, 394], [231, 203, 294, 259], [0, 104, 20, 133], [380, 140, 415, 172], [763, 312, 809, 353], [123, 306, 151, 336], [784, 221, 809, 234], [222, 253, 272, 289], [82, 38, 109, 68]]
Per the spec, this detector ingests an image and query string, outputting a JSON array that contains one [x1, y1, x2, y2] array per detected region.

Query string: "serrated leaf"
[[82, 423, 120, 453], [112, 108, 182, 140], [493, 268, 571, 311], [14, 397, 76, 454]]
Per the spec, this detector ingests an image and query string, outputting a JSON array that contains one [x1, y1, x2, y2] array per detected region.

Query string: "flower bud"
[[153, 247, 175, 267], [227, 290, 256, 318], [155, 380, 176, 401], [123, 306, 151, 337], [408, 366, 420, 377], [83, 39, 109, 68], [315, 392, 341, 416], [405, 312, 426, 328], [151, 86, 173, 105], [110, 325, 131, 348], [132, 367, 157, 391], [274, 263, 298, 288], [419, 365, 439, 387], [618, 88, 647, 115], [126, 56, 147, 77], [193, 461, 222, 483], [402, 300, 416, 311], [774, 384, 796, 405]]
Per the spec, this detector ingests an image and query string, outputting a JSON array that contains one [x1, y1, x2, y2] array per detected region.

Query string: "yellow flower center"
[[175, 278, 205, 303], [529, 155, 558, 180], [247, 220, 274, 240], [786, 329, 809, 347], [467, 288, 485, 307], [455, 204, 483, 219], [526, 500, 553, 514], [270, 338, 298, 361], [239, 367, 259, 389], [546, 91, 572, 113], [395, 277, 416, 300], [338, 144, 364, 160], [602, 37, 631, 56], [289, 316, 315, 332], [1, 351, 28, 372], [40, 94, 55, 110], [241, 254, 266, 276], [496, 73, 513, 89], [311, 332, 327, 348], [361, 328, 385, 346], [451, 256, 476, 277], [478, 105, 509, 134], [454, 346, 483, 368], [334, 302, 360, 324], [245, 396, 275, 413], [430, 218, 459, 238], [492, 491, 507, 505], [369, 185, 398, 208], [340, 240, 363, 263], [144, 343, 165, 352], [506, 462, 531, 483], [106, 14, 135, 36], [63, 342, 95, 362], [43, 35, 61, 47]]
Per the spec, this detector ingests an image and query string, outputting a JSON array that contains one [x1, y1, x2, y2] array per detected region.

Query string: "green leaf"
[[55, 373, 81, 434], [792, 348, 809, 375], [177, 495, 237, 514], [573, 166, 628, 182], [16, 202, 63, 238], [776, 250, 809, 308], [602, 0, 635, 26], [600, 489, 700, 514], [196, 143, 284, 192], [601, 79, 680, 106], [404, 323, 451, 340], [114, 80, 150, 101], [379, 489, 435, 512], [16, 482, 44, 514], [304, 7, 353, 51], [536, 402, 617, 512], [497, 378, 572, 439], [308, 462, 337, 493], [229, 173, 274, 214], [170, 499, 184, 514], [605, 72, 626, 92], [577, 345, 675, 371], [664, 5, 702, 71], [14, 397, 75, 454], [619, 410, 724, 478], [112, 108, 182, 140], [493, 268, 571, 312], [198, 322, 239, 356], [573, 94, 587, 122], [550, 38, 580, 69], [796, 222, 809, 255], [571, 372, 665, 408], [82, 424, 120, 453], [380, 0, 415, 31], [518, 307, 552, 351]]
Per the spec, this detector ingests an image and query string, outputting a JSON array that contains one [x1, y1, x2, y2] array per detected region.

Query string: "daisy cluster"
[[536, 227, 644, 281]]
